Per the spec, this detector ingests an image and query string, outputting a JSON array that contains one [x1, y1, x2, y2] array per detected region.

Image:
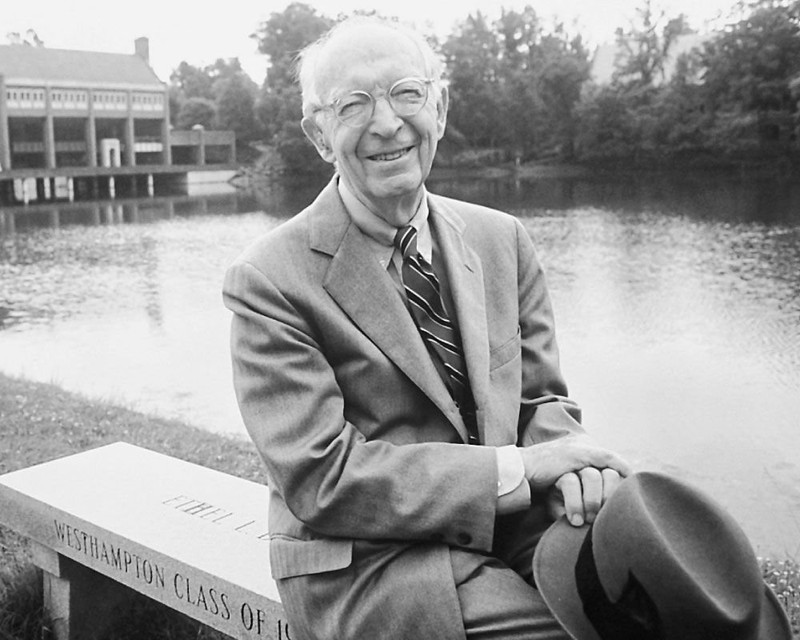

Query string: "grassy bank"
[[1, 373, 798, 638], [0, 373, 265, 639]]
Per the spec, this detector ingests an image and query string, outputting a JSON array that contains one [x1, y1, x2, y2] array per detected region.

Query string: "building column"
[[44, 114, 56, 169], [161, 87, 172, 165], [124, 90, 135, 166], [124, 118, 135, 166], [86, 90, 97, 168], [196, 131, 206, 165], [44, 89, 57, 171], [0, 75, 11, 170]]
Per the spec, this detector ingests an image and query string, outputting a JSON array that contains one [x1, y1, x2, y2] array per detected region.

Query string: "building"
[[0, 38, 236, 204]]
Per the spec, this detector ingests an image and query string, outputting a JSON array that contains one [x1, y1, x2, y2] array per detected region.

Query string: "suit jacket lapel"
[[429, 197, 491, 443], [309, 180, 460, 433]]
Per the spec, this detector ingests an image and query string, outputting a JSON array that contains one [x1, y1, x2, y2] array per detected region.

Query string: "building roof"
[[0, 44, 164, 88]]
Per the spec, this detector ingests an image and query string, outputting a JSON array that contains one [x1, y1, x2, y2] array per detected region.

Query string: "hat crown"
[[592, 473, 763, 639]]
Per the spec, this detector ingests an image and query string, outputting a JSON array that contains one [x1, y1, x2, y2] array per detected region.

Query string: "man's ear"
[[301, 116, 335, 164], [435, 86, 449, 141]]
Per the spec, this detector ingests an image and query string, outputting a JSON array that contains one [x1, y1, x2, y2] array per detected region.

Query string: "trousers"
[[277, 507, 570, 640]]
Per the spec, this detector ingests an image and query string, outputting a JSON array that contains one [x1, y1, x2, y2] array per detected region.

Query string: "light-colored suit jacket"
[[223, 178, 584, 638]]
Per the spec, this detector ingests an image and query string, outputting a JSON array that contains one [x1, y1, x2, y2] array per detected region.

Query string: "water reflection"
[[430, 171, 800, 224], [0, 179, 327, 235], [1, 171, 799, 556]]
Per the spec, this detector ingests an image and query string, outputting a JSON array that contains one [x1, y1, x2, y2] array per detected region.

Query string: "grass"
[[765, 557, 800, 636], [0, 372, 264, 639], [1, 372, 798, 638]]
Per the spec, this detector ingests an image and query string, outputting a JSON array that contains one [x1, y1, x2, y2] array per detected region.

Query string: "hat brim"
[[533, 517, 793, 640], [761, 585, 793, 640], [533, 516, 599, 640]]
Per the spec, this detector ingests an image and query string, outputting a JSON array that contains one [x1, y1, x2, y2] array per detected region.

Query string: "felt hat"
[[533, 471, 792, 640]]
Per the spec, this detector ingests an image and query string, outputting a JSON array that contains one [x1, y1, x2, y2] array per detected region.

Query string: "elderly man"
[[223, 16, 630, 640]]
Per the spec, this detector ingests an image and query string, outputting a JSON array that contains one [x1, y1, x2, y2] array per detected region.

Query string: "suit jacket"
[[223, 177, 584, 638]]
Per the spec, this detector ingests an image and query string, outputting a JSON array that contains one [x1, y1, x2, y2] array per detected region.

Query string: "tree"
[[253, 2, 334, 91], [214, 73, 260, 142], [168, 58, 263, 158], [252, 2, 334, 173], [699, 0, 800, 153], [493, 7, 544, 158], [533, 28, 592, 158], [441, 12, 503, 148], [574, 86, 642, 161], [574, 0, 800, 163], [175, 97, 216, 130], [170, 62, 215, 102], [207, 59, 263, 150], [612, 0, 693, 89], [703, 0, 800, 110], [651, 53, 710, 154], [574, 0, 700, 163], [443, 7, 590, 160], [169, 62, 214, 127]]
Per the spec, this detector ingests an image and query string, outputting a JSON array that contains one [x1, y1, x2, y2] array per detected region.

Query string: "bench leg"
[[32, 543, 135, 640]]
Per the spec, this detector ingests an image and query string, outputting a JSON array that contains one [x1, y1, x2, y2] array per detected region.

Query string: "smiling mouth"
[[368, 146, 414, 162]]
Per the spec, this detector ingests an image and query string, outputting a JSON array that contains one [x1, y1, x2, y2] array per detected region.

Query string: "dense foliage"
[[441, 9, 591, 162], [167, 0, 800, 172], [169, 58, 261, 161], [251, 2, 334, 174], [575, 0, 800, 166]]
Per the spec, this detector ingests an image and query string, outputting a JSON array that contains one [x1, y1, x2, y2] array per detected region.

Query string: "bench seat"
[[0, 442, 288, 639]]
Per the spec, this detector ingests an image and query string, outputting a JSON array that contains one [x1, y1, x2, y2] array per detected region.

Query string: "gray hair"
[[295, 16, 444, 118]]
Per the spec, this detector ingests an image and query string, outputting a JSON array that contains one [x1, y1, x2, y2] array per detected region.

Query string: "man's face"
[[302, 26, 448, 226]]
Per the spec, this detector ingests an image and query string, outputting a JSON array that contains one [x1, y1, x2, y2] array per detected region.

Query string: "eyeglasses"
[[316, 77, 434, 128]]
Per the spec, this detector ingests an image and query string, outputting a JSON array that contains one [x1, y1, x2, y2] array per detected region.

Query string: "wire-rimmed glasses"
[[316, 77, 434, 127]]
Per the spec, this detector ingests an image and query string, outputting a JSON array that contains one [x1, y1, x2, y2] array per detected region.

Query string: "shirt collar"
[[338, 177, 433, 266]]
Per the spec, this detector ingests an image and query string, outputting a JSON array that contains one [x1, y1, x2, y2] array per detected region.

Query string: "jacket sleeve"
[[512, 218, 586, 447], [223, 258, 499, 551]]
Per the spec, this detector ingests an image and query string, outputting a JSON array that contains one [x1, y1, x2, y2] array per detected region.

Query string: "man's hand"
[[547, 468, 624, 526], [519, 435, 631, 526]]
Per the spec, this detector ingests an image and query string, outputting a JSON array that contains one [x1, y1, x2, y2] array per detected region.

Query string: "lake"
[[1, 170, 799, 557]]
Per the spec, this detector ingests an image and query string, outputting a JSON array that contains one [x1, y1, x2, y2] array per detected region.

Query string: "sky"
[[5, 0, 744, 83]]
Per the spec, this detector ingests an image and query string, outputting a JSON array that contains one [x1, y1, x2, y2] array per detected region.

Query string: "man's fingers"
[[556, 472, 585, 527], [601, 468, 623, 503], [579, 467, 603, 523], [587, 447, 632, 479], [554, 467, 627, 528], [522, 437, 632, 490]]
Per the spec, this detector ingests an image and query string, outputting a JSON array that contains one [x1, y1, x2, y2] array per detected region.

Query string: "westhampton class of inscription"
[[162, 494, 270, 540], [52, 518, 290, 637], [54, 519, 166, 588]]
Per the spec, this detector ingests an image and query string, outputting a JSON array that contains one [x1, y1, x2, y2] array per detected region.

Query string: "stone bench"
[[0, 442, 290, 640]]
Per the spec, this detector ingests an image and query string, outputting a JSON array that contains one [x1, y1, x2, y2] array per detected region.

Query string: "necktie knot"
[[394, 225, 418, 260]]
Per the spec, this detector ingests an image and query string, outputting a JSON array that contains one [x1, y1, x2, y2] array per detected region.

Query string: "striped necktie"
[[395, 225, 478, 442]]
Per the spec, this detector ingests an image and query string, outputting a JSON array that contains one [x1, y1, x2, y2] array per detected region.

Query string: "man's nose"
[[368, 96, 403, 136]]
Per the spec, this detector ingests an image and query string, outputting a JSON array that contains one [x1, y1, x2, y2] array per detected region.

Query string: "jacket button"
[[457, 532, 472, 546]]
